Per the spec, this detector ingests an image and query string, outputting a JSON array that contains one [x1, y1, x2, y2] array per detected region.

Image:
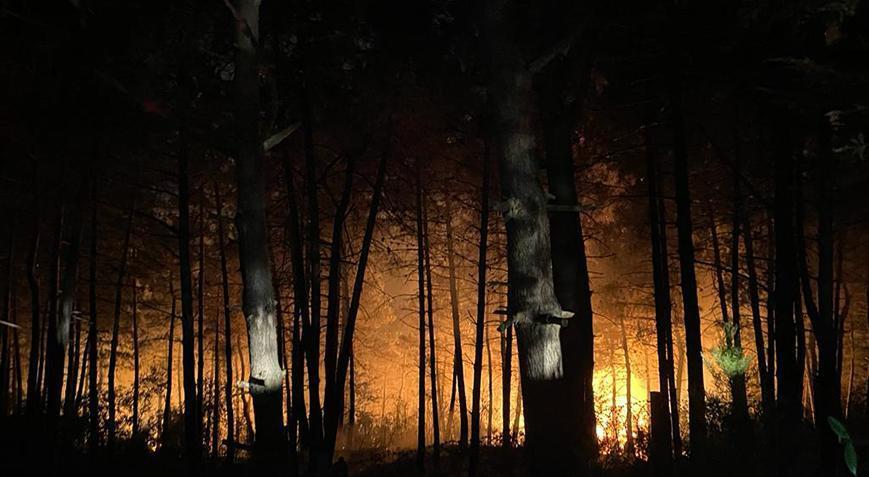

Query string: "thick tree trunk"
[[423, 195, 440, 458], [233, 0, 285, 459], [540, 54, 597, 468], [107, 203, 133, 445], [214, 185, 236, 461], [414, 162, 427, 469], [445, 203, 469, 448], [482, 3, 574, 473]]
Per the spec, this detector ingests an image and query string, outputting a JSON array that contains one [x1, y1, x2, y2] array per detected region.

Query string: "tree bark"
[[197, 201, 206, 437], [233, 0, 285, 459], [501, 323, 512, 447], [481, 3, 574, 473]]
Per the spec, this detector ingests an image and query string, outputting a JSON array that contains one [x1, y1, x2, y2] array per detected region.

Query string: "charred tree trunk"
[[107, 203, 133, 445], [445, 202, 469, 448], [423, 194, 440, 458], [214, 185, 236, 461], [233, 0, 285, 459]]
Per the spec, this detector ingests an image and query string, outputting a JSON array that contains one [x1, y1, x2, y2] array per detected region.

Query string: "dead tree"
[[214, 184, 236, 461]]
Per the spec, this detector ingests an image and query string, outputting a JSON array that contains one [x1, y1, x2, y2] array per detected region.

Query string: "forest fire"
[[1, 1, 868, 477]]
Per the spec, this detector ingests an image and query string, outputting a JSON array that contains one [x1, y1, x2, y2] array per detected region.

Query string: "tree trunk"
[[281, 154, 310, 448], [645, 126, 679, 458], [87, 195, 99, 452], [742, 210, 773, 420], [482, 3, 574, 473], [197, 202, 206, 437], [233, 0, 285, 459], [414, 162, 427, 469], [324, 156, 355, 442], [618, 315, 634, 454], [162, 282, 177, 446], [177, 149, 201, 460], [486, 312, 493, 443], [322, 150, 388, 463], [540, 52, 597, 468], [469, 144, 490, 477], [214, 184, 236, 461], [670, 81, 707, 458], [773, 121, 801, 475], [25, 212, 41, 417], [212, 307, 220, 457], [132, 283, 140, 436], [423, 193, 440, 458], [445, 203, 469, 448], [0, 232, 13, 416], [107, 203, 133, 445], [501, 323, 512, 447]]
